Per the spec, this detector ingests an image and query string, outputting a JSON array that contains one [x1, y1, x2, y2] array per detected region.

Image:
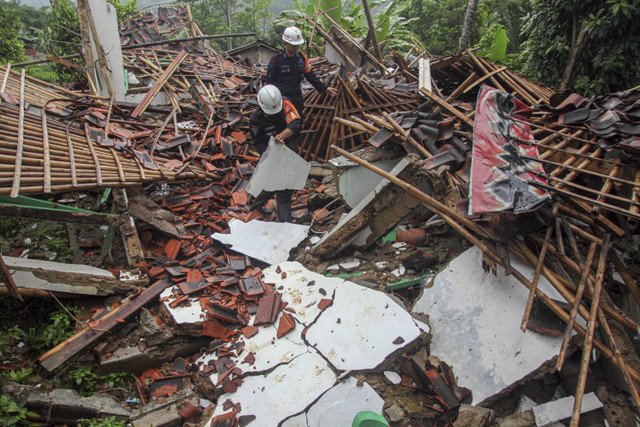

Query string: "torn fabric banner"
[[470, 85, 550, 215]]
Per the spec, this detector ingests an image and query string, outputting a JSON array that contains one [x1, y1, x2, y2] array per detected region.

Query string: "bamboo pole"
[[0, 63, 10, 92], [10, 69, 26, 198], [630, 170, 640, 229], [520, 204, 557, 331], [556, 242, 597, 370], [570, 234, 610, 427]]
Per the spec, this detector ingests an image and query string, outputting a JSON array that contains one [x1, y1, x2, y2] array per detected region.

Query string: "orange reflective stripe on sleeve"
[[283, 100, 301, 124], [302, 52, 312, 73]]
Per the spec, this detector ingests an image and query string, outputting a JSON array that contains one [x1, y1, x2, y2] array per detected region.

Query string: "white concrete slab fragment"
[[306, 282, 421, 371], [533, 393, 602, 426], [87, 0, 126, 101], [4, 256, 116, 277], [411, 246, 569, 404], [384, 371, 402, 385], [196, 320, 308, 385], [159, 288, 203, 325], [303, 377, 384, 427], [246, 140, 310, 197], [338, 159, 401, 208], [208, 351, 336, 427], [4, 256, 128, 295], [517, 394, 538, 413], [211, 219, 309, 265], [262, 262, 343, 326], [9, 271, 99, 295]]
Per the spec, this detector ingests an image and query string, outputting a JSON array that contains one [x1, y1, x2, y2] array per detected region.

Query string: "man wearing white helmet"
[[248, 85, 302, 222], [266, 26, 338, 120]]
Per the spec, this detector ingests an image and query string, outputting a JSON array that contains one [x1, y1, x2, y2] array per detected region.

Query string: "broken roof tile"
[[253, 291, 281, 326], [276, 313, 295, 339], [317, 299, 332, 311], [240, 326, 259, 338]]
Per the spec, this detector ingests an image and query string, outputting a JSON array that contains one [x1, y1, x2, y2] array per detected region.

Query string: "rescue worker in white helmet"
[[248, 85, 302, 222], [266, 26, 338, 120]]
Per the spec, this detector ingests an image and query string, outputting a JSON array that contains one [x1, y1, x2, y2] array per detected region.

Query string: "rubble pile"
[[0, 3, 639, 427]]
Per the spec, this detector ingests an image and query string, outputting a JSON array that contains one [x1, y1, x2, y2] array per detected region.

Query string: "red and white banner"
[[470, 85, 549, 215]]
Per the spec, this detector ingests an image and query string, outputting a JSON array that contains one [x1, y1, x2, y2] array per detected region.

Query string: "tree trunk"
[[560, 18, 587, 90], [226, 0, 232, 50], [459, 0, 479, 50]]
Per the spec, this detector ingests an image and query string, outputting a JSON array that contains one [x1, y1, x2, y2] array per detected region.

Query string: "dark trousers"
[[250, 189, 294, 223]]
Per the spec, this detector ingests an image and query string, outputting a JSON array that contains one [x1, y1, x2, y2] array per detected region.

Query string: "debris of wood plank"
[[38, 278, 170, 376]]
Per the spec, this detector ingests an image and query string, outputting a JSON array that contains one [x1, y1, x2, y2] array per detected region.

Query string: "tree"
[[459, 0, 479, 50], [183, 0, 275, 51], [107, 0, 139, 24], [278, 0, 417, 56], [0, 0, 25, 64], [479, 0, 528, 54], [517, 0, 640, 95], [40, 0, 81, 77], [408, 0, 469, 55]]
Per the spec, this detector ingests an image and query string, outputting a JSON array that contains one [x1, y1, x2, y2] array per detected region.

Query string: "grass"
[[23, 64, 60, 84]]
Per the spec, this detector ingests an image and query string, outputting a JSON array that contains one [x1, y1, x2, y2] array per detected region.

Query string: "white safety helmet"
[[257, 85, 283, 115], [282, 26, 305, 46]]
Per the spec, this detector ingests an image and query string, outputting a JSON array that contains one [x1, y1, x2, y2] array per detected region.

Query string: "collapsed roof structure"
[[0, 1, 639, 426]]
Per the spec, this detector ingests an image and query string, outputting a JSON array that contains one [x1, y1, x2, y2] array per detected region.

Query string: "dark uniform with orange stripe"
[[248, 98, 302, 222], [266, 51, 328, 118]]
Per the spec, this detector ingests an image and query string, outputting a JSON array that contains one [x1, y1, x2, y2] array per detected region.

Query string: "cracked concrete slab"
[[196, 320, 308, 385], [246, 141, 310, 197], [212, 219, 309, 265], [262, 261, 343, 326], [411, 246, 571, 404], [306, 282, 422, 371], [207, 351, 336, 427], [281, 377, 384, 427]]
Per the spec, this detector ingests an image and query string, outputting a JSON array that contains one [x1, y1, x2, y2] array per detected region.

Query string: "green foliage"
[[66, 365, 98, 396], [1, 306, 76, 354], [17, 4, 51, 47], [0, 0, 25, 64], [0, 368, 33, 384], [184, 0, 275, 50], [0, 325, 22, 358], [235, 0, 275, 44], [101, 372, 129, 389], [0, 217, 27, 239], [515, 0, 640, 94], [2, 218, 74, 262], [78, 416, 127, 427], [278, 0, 417, 55], [487, 28, 507, 62], [35, 309, 76, 351], [476, 24, 508, 63], [407, 0, 468, 55], [24, 64, 60, 84], [477, 0, 528, 53], [0, 395, 39, 426], [107, 0, 139, 23], [40, 0, 81, 78]]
